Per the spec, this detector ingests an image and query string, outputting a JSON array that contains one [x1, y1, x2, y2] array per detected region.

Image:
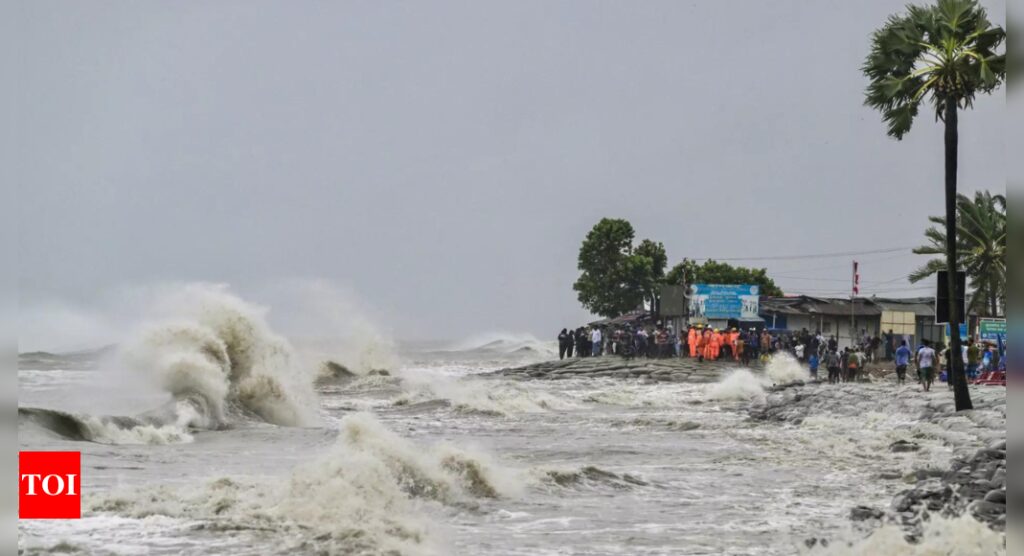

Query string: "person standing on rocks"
[[825, 349, 840, 384], [840, 348, 849, 382], [916, 340, 937, 392], [846, 349, 860, 382], [558, 328, 570, 360], [894, 340, 912, 386], [591, 326, 603, 357]]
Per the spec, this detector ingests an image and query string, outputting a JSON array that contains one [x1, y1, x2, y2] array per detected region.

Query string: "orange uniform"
[[688, 328, 698, 357], [702, 329, 713, 360], [710, 331, 721, 360]]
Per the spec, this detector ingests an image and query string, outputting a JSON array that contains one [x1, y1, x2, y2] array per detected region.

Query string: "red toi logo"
[[19, 452, 81, 519]]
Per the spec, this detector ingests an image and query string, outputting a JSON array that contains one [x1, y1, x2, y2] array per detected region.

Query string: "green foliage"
[[666, 259, 784, 297], [863, 0, 1005, 139], [573, 219, 667, 318], [910, 191, 1006, 316], [634, 239, 668, 303]]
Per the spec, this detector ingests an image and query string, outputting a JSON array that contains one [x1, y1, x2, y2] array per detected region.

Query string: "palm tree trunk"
[[989, 276, 998, 317], [945, 99, 972, 411]]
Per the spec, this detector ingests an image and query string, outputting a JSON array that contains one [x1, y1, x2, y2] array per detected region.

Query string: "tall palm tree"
[[864, 0, 1004, 411], [909, 191, 1006, 317]]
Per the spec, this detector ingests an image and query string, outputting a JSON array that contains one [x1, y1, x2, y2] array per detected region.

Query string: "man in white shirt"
[[916, 340, 937, 391], [591, 327, 603, 357]]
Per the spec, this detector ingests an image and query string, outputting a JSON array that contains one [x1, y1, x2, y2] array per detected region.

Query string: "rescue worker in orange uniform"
[[710, 329, 721, 361], [735, 332, 745, 363], [688, 326, 699, 358], [701, 327, 713, 361], [730, 328, 741, 360]]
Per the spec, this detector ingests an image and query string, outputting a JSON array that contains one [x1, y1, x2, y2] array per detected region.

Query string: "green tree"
[[864, 0, 1005, 411], [666, 259, 783, 297], [573, 219, 664, 318], [909, 191, 1006, 317], [635, 239, 668, 308]]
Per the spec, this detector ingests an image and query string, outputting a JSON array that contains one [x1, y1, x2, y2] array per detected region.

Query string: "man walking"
[[916, 340, 937, 392], [894, 340, 912, 386]]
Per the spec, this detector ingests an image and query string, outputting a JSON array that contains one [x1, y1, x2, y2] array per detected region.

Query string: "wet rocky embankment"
[[753, 385, 1007, 536], [493, 356, 739, 382]]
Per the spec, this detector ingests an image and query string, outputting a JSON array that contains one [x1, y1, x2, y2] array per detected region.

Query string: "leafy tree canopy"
[[863, 0, 1005, 139], [910, 190, 1006, 316], [666, 259, 784, 297], [573, 219, 666, 318]]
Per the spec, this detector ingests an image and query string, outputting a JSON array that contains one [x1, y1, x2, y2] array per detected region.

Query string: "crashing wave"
[[19, 406, 197, 445], [706, 354, 809, 402], [119, 285, 319, 429], [87, 413, 520, 554]]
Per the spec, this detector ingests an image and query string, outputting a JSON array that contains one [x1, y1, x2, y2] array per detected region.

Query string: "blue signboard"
[[945, 323, 968, 341], [689, 284, 760, 320]]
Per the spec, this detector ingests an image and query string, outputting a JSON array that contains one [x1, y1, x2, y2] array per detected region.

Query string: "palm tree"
[[909, 191, 1006, 317], [864, 0, 1005, 411]]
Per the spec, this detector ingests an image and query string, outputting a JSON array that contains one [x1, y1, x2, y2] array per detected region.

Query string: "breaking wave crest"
[[446, 332, 558, 359], [120, 285, 319, 428], [19, 406, 196, 445], [538, 465, 651, 491], [88, 413, 520, 555], [707, 369, 768, 401], [765, 353, 810, 385]]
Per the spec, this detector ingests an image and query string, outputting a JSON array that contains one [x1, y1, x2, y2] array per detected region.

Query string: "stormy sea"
[[17, 286, 1006, 555]]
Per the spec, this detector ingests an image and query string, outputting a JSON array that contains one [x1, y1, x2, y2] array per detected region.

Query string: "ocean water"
[[17, 290, 1007, 555]]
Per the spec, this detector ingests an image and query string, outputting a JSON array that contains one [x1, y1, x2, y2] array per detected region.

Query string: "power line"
[[766, 251, 913, 274], [687, 246, 914, 262]]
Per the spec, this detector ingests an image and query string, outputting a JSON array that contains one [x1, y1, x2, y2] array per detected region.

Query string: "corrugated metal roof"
[[759, 295, 936, 317], [871, 297, 936, 317]]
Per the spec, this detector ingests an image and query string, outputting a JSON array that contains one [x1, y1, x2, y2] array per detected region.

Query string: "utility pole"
[[850, 261, 859, 348]]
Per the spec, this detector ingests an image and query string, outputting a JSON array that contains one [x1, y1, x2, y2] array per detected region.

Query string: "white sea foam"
[[705, 353, 809, 402], [707, 369, 768, 401], [764, 353, 810, 385], [88, 413, 519, 554], [396, 368, 577, 415], [79, 416, 194, 445], [806, 514, 1004, 555]]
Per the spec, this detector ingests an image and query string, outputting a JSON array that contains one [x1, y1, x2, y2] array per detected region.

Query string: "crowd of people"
[[557, 323, 1006, 391], [557, 323, 837, 367]]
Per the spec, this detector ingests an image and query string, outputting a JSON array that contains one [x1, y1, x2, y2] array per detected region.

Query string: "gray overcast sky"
[[16, 0, 1006, 349]]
